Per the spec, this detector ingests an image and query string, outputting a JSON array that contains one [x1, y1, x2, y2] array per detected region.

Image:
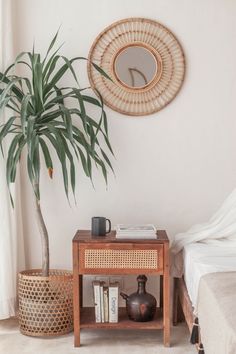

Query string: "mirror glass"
[[114, 46, 157, 88]]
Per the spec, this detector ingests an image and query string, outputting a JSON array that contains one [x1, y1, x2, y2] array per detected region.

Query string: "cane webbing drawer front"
[[85, 249, 157, 268], [79, 243, 163, 274]]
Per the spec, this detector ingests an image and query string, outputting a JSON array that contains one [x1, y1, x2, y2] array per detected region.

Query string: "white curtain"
[[0, 0, 25, 319]]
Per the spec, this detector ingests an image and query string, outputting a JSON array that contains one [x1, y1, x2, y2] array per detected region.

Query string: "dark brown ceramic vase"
[[120, 274, 156, 322]]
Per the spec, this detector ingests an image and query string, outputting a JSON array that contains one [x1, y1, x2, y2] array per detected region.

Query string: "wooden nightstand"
[[72, 230, 170, 347]]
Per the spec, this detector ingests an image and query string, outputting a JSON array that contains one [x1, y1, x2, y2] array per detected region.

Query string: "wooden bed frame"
[[173, 277, 195, 330], [174, 272, 236, 354], [173, 277, 203, 352]]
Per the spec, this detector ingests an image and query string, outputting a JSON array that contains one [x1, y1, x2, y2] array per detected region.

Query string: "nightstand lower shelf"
[[80, 307, 163, 329]]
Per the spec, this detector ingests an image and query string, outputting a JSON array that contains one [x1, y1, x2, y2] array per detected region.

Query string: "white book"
[[117, 231, 156, 235], [103, 286, 109, 323], [109, 282, 119, 323], [117, 224, 156, 232], [92, 281, 101, 323], [116, 233, 157, 239], [116, 224, 156, 237], [100, 281, 105, 323]]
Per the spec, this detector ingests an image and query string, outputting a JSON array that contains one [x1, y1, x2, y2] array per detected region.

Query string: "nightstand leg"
[[163, 243, 170, 346], [79, 275, 83, 307], [73, 243, 81, 347], [74, 329, 80, 347]]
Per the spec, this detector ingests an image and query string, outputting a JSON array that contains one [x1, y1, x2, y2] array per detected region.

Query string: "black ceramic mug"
[[91, 217, 111, 236]]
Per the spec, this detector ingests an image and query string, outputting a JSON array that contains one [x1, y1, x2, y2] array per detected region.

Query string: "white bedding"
[[171, 188, 236, 277], [183, 242, 236, 310]]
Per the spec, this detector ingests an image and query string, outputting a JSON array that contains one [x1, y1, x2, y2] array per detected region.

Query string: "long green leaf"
[[72, 88, 87, 134], [39, 137, 53, 177], [39, 109, 62, 123], [43, 53, 61, 84], [43, 129, 69, 199], [0, 78, 22, 107], [44, 57, 87, 95], [0, 73, 24, 102], [61, 56, 78, 85], [34, 62, 43, 106], [10, 135, 26, 182], [91, 62, 112, 81], [20, 95, 32, 135], [81, 95, 102, 107], [76, 145, 90, 177], [44, 61, 70, 95], [59, 104, 73, 142], [59, 132, 76, 195], [3, 52, 28, 77], [32, 135, 40, 187], [0, 116, 16, 146], [6, 134, 22, 185], [43, 28, 60, 64], [27, 153, 39, 199], [100, 148, 114, 173]]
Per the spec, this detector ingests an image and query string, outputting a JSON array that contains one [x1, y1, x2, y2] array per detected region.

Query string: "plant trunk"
[[34, 192, 49, 277]]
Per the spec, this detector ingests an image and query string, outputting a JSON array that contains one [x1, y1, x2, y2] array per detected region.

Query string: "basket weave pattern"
[[85, 249, 158, 269], [18, 269, 73, 337]]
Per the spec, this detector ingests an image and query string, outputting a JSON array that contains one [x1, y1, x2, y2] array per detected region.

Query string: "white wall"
[[12, 0, 236, 280]]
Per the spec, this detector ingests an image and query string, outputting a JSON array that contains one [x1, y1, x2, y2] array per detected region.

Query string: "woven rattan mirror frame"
[[88, 18, 185, 116]]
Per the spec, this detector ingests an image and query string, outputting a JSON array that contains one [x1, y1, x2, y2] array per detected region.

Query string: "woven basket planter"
[[18, 269, 73, 337]]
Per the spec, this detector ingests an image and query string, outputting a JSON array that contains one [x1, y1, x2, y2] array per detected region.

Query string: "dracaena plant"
[[0, 32, 113, 277]]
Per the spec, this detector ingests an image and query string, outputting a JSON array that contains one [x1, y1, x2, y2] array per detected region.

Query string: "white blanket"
[[183, 243, 236, 309], [171, 188, 236, 277]]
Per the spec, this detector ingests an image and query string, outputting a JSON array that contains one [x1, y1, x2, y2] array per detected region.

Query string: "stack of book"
[[116, 224, 157, 239], [92, 280, 119, 323]]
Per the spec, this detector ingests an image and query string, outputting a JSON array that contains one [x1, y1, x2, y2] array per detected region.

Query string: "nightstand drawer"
[[78, 243, 163, 274]]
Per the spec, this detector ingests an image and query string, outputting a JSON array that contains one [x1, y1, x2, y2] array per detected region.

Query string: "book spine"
[[93, 281, 101, 323], [103, 286, 109, 323], [109, 283, 119, 323], [100, 282, 105, 323]]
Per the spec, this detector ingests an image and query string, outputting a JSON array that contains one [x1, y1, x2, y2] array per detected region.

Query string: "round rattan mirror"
[[88, 18, 185, 116]]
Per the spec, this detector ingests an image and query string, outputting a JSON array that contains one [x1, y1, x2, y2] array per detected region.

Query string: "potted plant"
[[0, 32, 113, 336]]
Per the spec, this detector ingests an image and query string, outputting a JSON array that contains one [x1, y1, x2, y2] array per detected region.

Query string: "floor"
[[0, 317, 196, 354]]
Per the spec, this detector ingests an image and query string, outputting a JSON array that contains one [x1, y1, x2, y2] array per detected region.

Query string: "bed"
[[173, 242, 236, 354]]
